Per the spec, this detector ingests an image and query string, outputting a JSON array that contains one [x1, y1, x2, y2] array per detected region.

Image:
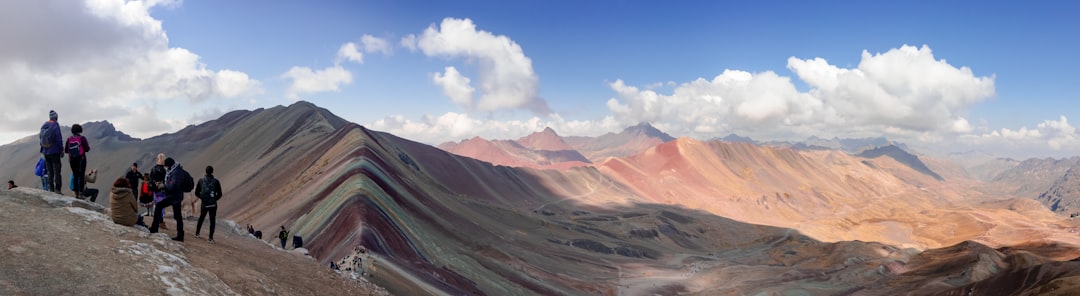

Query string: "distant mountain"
[[1036, 163, 1080, 217], [516, 127, 575, 151], [856, 145, 944, 181], [438, 134, 591, 170], [564, 122, 675, 161], [992, 157, 1080, 198], [438, 127, 591, 169], [946, 150, 1019, 181], [718, 133, 755, 143]]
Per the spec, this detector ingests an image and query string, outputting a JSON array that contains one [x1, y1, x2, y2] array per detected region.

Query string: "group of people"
[[38, 110, 90, 198], [36, 110, 224, 243]]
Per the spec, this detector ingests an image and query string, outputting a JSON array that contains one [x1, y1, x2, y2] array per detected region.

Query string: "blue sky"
[[1, 0, 1077, 158]]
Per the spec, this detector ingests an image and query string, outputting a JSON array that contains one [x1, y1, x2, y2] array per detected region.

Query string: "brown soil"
[[0, 187, 388, 296]]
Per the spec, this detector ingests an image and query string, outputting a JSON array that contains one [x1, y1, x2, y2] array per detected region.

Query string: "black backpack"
[[181, 169, 195, 193], [199, 176, 219, 204], [66, 136, 84, 157], [39, 123, 57, 149]]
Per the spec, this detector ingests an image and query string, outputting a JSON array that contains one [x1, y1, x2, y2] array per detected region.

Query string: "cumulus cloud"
[[370, 112, 621, 145], [337, 42, 364, 64], [604, 44, 995, 142], [433, 67, 475, 108], [961, 116, 1080, 154], [361, 35, 392, 55], [281, 66, 353, 100], [0, 0, 261, 141], [410, 18, 551, 114]]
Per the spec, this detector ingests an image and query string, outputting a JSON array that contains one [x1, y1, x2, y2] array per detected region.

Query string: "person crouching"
[[109, 178, 145, 227]]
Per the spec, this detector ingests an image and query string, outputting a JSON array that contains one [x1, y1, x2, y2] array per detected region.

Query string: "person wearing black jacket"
[[126, 162, 143, 194], [149, 157, 191, 242], [194, 165, 222, 243]]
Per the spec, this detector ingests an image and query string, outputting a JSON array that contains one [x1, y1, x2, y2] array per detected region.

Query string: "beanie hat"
[[49, 110, 58, 121]]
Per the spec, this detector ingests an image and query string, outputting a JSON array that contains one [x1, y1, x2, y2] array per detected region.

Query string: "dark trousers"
[[149, 196, 184, 238], [44, 154, 62, 193], [196, 205, 217, 239], [69, 157, 86, 196]]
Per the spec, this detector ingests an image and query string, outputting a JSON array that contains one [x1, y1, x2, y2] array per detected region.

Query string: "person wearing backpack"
[[194, 165, 222, 243], [278, 226, 290, 249], [149, 157, 193, 242], [39, 110, 63, 194], [65, 124, 90, 198]]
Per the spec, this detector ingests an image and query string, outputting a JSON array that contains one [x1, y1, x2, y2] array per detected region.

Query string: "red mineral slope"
[[438, 128, 590, 170], [596, 138, 1080, 251]]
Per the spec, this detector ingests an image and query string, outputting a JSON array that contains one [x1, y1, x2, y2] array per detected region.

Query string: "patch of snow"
[[158, 265, 177, 273], [42, 195, 75, 207], [220, 219, 247, 235], [291, 247, 311, 256], [64, 207, 111, 223]]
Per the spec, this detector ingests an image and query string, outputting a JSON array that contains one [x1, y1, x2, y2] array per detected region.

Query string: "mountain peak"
[[82, 120, 136, 141], [517, 127, 573, 151], [624, 122, 675, 142]]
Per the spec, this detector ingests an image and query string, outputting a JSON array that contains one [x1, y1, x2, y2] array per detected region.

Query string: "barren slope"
[[0, 187, 383, 295]]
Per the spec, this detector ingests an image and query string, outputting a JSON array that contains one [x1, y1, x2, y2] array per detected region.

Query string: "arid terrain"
[[3, 101, 1080, 295], [0, 187, 385, 295]]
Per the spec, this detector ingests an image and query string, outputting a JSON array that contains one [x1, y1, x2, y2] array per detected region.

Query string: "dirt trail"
[[0, 187, 387, 295]]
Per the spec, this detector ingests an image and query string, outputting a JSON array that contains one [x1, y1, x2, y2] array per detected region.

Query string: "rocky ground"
[[0, 187, 387, 296]]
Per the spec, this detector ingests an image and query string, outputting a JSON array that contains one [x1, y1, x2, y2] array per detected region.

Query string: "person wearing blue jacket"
[[39, 110, 63, 194], [35, 157, 48, 191]]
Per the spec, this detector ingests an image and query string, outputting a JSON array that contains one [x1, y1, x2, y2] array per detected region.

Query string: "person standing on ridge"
[[35, 157, 48, 191], [39, 110, 63, 194], [194, 165, 222, 243], [149, 154, 168, 225], [126, 162, 143, 195], [139, 172, 153, 217], [150, 157, 192, 242], [278, 226, 290, 249], [65, 124, 90, 198]]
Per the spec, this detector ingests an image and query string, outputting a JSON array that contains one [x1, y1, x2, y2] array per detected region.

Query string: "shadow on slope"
[[857, 145, 944, 181], [273, 125, 1080, 295]]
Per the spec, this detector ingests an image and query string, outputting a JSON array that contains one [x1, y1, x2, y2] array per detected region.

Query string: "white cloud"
[[400, 34, 418, 52], [370, 112, 620, 145], [361, 35, 392, 55], [604, 44, 995, 142], [337, 42, 364, 64], [412, 18, 550, 114], [0, 0, 261, 142], [282, 65, 353, 100], [949, 116, 1080, 158], [433, 67, 475, 108], [787, 45, 994, 132]]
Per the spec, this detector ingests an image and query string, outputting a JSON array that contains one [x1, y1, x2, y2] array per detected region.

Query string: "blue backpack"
[[39, 122, 58, 149]]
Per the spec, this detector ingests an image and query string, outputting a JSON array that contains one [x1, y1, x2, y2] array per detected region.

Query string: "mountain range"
[[3, 101, 1080, 295]]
